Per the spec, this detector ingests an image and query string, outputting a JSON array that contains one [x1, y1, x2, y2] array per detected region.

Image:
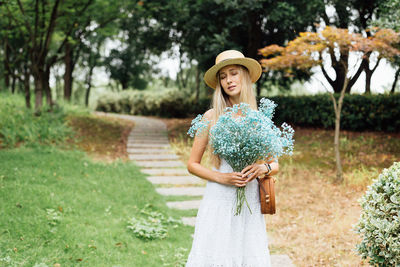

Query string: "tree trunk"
[[43, 66, 53, 110], [11, 73, 16, 94], [365, 68, 372, 95], [391, 67, 400, 95], [85, 64, 95, 107], [63, 42, 73, 101], [364, 57, 381, 95], [24, 65, 31, 109], [330, 75, 349, 183], [4, 42, 10, 89], [33, 70, 44, 115]]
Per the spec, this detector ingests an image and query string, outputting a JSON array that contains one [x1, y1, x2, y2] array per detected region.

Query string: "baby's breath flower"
[[188, 98, 295, 215]]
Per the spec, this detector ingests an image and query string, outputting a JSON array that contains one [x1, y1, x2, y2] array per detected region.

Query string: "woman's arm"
[[187, 109, 246, 187]]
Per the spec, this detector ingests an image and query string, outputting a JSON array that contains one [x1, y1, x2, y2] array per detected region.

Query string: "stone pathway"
[[94, 112, 296, 267]]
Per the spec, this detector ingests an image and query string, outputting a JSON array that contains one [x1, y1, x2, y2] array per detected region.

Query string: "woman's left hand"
[[241, 164, 266, 183]]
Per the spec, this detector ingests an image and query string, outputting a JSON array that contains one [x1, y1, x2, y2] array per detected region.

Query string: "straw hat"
[[203, 50, 262, 89]]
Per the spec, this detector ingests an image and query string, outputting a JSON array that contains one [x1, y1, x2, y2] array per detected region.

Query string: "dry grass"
[[65, 113, 135, 163], [158, 117, 400, 267]]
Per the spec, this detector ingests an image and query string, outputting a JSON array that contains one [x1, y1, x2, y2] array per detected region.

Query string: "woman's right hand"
[[217, 172, 247, 187]]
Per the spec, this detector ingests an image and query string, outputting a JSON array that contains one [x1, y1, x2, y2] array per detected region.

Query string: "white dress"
[[185, 157, 272, 267]]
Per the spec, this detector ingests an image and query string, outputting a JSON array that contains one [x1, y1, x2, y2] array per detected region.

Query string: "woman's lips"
[[228, 85, 236, 90]]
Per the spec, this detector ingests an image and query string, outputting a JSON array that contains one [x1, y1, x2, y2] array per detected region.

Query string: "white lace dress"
[[185, 157, 272, 267]]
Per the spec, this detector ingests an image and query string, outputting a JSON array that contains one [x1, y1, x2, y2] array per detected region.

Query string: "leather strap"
[[256, 177, 268, 195]]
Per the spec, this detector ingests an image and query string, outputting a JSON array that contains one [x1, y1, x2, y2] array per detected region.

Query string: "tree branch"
[[371, 57, 382, 73], [320, 64, 334, 87], [40, 0, 61, 59], [16, 0, 32, 34]]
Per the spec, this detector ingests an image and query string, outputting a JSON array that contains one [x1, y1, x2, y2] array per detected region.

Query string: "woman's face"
[[219, 64, 242, 96]]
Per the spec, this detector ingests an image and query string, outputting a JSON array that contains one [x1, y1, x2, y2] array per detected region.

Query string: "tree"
[[57, 0, 122, 101], [259, 26, 400, 182], [320, 0, 391, 94], [370, 0, 400, 94], [1, 0, 124, 113], [142, 0, 326, 96]]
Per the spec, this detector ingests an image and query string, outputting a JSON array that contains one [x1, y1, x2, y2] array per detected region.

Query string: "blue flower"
[[188, 98, 295, 215]]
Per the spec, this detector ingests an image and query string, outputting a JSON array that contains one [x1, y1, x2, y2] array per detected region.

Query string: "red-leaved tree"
[[259, 26, 400, 183]]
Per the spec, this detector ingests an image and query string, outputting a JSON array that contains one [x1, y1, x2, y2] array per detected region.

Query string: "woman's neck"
[[229, 95, 240, 106]]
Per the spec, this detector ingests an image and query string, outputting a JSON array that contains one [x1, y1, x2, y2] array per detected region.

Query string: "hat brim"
[[203, 58, 262, 89]]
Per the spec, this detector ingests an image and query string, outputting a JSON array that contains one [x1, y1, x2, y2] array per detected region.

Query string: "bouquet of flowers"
[[187, 98, 295, 215]]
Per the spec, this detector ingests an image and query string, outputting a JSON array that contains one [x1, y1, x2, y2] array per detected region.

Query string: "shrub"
[[353, 161, 400, 266], [0, 92, 88, 148], [95, 88, 211, 118], [126, 204, 182, 240], [264, 93, 400, 132], [96, 90, 399, 132]]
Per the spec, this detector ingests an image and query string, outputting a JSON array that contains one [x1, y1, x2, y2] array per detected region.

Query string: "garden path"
[[94, 112, 295, 267]]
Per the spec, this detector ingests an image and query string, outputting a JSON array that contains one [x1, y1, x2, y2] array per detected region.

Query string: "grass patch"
[[0, 145, 194, 266], [168, 209, 199, 218], [161, 195, 203, 202], [0, 93, 194, 266]]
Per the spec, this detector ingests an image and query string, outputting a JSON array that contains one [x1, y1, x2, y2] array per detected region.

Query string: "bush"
[[0, 92, 88, 148], [96, 88, 212, 118], [264, 93, 400, 132], [353, 161, 400, 266], [95, 90, 400, 132]]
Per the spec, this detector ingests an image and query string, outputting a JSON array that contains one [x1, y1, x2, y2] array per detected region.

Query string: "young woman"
[[185, 50, 279, 266]]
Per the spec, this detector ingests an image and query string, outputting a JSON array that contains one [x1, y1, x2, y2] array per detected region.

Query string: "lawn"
[[0, 111, 194, 267], [2, 95, 399, 266], [157, 116, 400, 266]]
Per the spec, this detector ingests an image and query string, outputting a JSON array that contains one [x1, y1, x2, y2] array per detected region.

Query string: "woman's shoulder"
[[204, 108, 215, 119]]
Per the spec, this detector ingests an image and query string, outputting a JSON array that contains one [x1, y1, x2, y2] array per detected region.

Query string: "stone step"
[[128, 154, 179, 161], [156, 187, 205, 196], [166, 200, 201, 210], [181, 217, 196, 226], [127, 148, 175, 154], [128, 140, 169, 144], [142, 168, 190, 176], [135, 161, 185, 168], [129, 133, 167, 137], [127, 143, 171, 149], [129, 137, 168, 141], [271, 255, 295, 267], [147, 176, 205, 185], [130, 129, 167, 133]]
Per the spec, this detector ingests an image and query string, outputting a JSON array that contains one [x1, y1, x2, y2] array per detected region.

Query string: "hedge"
[[267, 93, 400, 132], [95, 89, 211, 118], [95, 90, 400, 132]]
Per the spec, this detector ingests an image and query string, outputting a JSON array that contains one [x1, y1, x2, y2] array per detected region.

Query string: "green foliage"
[[96, 90, 400, 132], [0, 92, 89, 148], [264, 93, 400, 132], [95, 89, 210, 118], [0, 145, 194, 266], [126, 204, 182, 240], [353, 162, 400, 266], [371, 0, 400, 31], [160, 247, 188, 267]]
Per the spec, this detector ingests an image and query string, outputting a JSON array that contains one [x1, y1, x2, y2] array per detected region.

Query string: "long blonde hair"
[[207, 64, 258, 169]]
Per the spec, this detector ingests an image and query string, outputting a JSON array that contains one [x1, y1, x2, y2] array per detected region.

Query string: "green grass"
[[161, 195, 203, 202], [0, 145, 194, 266], [0, 92, 89, 149]]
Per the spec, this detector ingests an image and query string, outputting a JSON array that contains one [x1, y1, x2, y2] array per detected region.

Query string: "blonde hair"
[[207, 64, 258, 169]]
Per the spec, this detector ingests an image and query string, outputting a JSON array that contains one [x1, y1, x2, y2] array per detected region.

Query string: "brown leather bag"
[[256, 176, 276, 214]]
